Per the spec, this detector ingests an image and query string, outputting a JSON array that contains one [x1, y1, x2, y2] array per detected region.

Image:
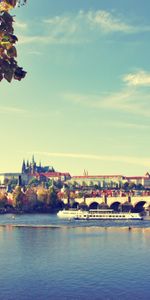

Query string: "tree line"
[[0, 185, 64, 213]]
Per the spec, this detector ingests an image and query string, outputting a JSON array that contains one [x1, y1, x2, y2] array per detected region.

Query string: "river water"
[[0, 214, 150, 300]]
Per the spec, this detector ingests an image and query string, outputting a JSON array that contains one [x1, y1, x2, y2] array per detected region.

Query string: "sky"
[[1, 0, 150, 176]]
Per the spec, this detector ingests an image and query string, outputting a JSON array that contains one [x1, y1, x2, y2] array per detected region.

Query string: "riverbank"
[[0, 207, 59, 214]]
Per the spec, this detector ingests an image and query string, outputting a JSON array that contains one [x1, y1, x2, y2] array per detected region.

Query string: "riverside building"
[[67, 172, 150, 189]]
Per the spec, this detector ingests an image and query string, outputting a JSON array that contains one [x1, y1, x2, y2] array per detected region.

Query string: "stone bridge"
[[63, 196, 150, 210]]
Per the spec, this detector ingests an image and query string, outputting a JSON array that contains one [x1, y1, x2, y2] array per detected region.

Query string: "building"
[[21, 155, 55, 175], [21, 156, 71, 184], [69, 175, 124, 188], [125, 172, 150, 189], [0, 156, 70, 187], [0, 173, 20, 185], [66, 172, 150, 189]]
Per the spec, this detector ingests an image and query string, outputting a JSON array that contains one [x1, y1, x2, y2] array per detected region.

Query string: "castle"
[[21, 155, 55, 175]]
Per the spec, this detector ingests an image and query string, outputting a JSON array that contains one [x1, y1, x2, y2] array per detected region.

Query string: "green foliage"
[[28, 178, 39, 187], [122, 181, 129, 190], [77, 191, 84, 198], [8, 178, 18, 190], [47, 187, 57, 207]]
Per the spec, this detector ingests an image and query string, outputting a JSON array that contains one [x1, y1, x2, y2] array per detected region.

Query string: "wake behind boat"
[[57, 209, 143, 220]]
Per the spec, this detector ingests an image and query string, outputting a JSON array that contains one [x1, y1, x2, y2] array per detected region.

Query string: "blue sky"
[[1, 0, 150, 176]]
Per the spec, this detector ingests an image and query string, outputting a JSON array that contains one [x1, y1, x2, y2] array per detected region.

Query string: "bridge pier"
[[104, 195, 107, 205], [128, 196, 131, 203]]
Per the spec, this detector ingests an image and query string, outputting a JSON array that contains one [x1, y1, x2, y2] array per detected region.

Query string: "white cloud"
[[19, 10, 148, 45], [44, 10, 139, 35], [44, 16, 70, 26], [18, 34, 83, 45], [63, 86, 150, 117], [34, 151, 150, 168], [123, 70, 150, 86], [0, 106, 26, 114], [63, 66, 150, 117], [86, 10, 135, 33]]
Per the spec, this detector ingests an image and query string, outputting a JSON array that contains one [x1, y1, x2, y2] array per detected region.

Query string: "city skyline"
[[1, 0, 150, 175]]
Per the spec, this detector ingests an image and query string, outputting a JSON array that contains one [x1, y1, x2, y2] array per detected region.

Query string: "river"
[[0, 214, 150, 300]]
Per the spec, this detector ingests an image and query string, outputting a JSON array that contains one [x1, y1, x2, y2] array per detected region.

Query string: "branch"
[[0, 0, 27, 82]]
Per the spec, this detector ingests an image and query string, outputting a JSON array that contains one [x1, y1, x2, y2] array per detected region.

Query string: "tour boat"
[[57, 209, 142, 220]]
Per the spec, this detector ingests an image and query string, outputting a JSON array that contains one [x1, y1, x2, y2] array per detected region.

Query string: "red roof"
[[72, 175, 123, 179], [72, 175, 150, 180], [33, 172, 70, 178]]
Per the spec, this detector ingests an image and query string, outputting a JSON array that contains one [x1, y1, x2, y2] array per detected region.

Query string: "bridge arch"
[[89, 202, 99, 209], [110, 201, 121, 212], [71, 201, 79, 209], [134, 201, 146, 212], [57, 200, 65, 209]]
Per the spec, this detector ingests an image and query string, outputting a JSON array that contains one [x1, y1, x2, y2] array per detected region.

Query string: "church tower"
[[21, 159, 26, 174]]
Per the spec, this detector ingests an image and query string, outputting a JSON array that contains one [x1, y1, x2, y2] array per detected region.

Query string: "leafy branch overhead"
[[0, 0, 27, 82]]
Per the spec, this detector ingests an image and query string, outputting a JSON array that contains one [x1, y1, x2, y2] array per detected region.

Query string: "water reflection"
[[0, 220, 150, 300]]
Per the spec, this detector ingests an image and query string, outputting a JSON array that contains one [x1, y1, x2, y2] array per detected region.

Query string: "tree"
[[37, 187, 48, 203], [77, 191, 84, 198], [28, 177, 39, 187], [47, 186, 57, 207], [35, 186, 48, 211], [128, 182, 136, 190], [0, 0, 27, 82], [45, 179, 53, 189], [82, 181, 87, 187], [47, 186, 63, 210], [12, 185, 25, 209], [54, 179, 63, 189], [122, 181, 129, 190], [0, 192, 8, 208], [136, 183, 144, 190], [24, 187, 37, 211], [7, 178, 18, 190]]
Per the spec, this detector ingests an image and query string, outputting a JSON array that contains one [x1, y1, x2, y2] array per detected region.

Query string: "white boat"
[[57, 209, 142, 220]]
